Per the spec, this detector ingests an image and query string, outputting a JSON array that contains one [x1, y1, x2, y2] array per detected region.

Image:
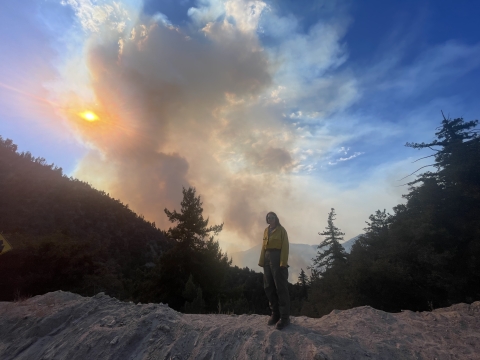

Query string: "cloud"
[[187, 0, 226, 25], [389, 41, 480, 98], [2, 0, 479, 262], [56, 0, 285, 243], [328, 150, 363, 165], [359, 39, 480, 106], [60, 0, 136, 33], [188, 0, 267, 33], [47, 0, 462, 253], [246, 146, 293, 172]]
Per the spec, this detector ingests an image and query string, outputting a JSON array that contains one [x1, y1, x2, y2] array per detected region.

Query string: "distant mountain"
[[341, 235, 361, 253], [230, 236, 360, 283]]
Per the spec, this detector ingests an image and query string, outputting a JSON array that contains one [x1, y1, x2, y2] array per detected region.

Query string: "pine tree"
[[297, 268, 309, 299], [363, 209, 392, 235], [164, 187, 223, 249], [401, 115, 480, 307], [310, 208, 348, 276], [405, 115, 479, 192], [298, 268, 308, 286], [159, 187, 230, 311]]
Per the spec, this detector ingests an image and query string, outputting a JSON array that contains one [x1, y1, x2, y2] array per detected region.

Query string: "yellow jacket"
[[258, 225, 289, 267]]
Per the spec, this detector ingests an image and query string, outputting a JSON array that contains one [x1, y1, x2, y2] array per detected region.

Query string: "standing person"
[[258, 211, 290, 330]]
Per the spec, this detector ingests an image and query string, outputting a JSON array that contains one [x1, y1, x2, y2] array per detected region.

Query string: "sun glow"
[[79, 111, 99, 122]]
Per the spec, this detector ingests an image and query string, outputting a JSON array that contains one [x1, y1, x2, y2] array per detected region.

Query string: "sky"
[[1, 0, 479, 255]]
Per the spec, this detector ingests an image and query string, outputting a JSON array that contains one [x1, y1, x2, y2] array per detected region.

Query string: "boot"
[[275, 317, 290, 330], [267, 312, 280, 326]]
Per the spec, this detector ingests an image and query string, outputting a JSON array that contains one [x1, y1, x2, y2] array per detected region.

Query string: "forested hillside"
[[301, 116, 480, 317], [0, 137, 268, 314], [0, 137, 174, 300]]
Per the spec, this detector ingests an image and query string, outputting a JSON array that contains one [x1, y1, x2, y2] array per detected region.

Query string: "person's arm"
[[258, 245, 266, 267], [280, 228, 289, 267], [258, 228, 267, 267]]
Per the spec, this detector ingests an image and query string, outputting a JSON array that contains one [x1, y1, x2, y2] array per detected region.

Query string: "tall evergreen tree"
[[164, 187, 223, 249], [158, 187, 230, 311], [402, 116, 480, 306], [310, 208, 348, 276], [297, 268, 309, 299], [298, 268, 308, 286], [406, 115, 479, 191]]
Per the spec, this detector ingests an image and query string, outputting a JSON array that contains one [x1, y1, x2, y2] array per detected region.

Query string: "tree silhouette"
[[159, 187, 230, 311], [363, 209, 392, 236], [297, 268, 309, 299], [310, 208, 348, 276], [164, 187, 223, 249]]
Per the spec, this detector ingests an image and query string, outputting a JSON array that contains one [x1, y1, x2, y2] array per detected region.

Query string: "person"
[[258, 211, 290, 330]]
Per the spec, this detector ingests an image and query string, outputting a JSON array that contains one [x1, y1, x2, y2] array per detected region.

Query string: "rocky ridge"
[[0, 291, 479, 359]]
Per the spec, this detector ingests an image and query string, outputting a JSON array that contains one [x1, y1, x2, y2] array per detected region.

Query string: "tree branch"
[[412, 154, 436, 163], [441, 110, 448, 121], [397, 164, 435, 181]]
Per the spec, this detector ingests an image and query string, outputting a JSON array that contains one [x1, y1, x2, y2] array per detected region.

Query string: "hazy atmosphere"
[[1, 0, 479, 254]]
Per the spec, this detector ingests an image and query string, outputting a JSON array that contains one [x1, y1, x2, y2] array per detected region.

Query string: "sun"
[[79, 111, 99, 122]]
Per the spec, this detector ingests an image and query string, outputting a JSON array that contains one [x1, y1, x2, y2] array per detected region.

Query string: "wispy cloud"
[[364, 41, 480, 101], [328, 151, 364, 165]]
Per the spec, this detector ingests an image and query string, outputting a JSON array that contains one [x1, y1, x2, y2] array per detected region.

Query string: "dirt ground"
[[0, 291, 479, 360]]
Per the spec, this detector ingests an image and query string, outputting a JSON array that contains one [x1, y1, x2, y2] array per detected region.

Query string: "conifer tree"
[[405, 115, 479, 193], [164, 187, 223, 249], [310, 208, 348, 276], [297, 268, 309, 299], [160, 187, 230, 311], [363, 209, 392, 235], [298, 268, 308, 286]]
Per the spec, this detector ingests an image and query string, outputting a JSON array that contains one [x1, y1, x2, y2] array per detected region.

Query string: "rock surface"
[[1, 291, 479, 359]]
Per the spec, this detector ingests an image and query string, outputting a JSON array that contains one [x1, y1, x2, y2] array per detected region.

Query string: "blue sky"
[[1, 0, 479, 252]]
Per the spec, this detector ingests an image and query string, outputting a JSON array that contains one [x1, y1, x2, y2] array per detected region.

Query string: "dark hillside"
[[0, 136, 172, 300], [0, 137, 269, 313]]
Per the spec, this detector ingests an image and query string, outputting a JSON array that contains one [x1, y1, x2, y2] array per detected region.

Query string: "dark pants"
[[263, 249, 290, 319]]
